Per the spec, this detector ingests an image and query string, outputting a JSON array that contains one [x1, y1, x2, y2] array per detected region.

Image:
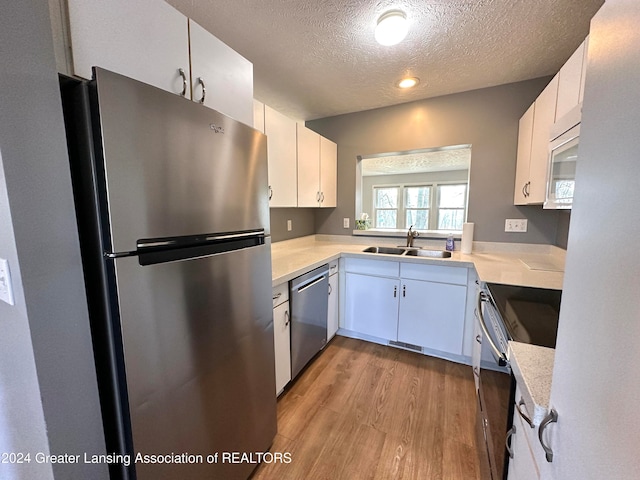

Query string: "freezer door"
[[91, 68, 269, 253], [112, 241, 276, 480]]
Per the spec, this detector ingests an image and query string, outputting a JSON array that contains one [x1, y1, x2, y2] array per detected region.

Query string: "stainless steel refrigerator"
[[60, 68, 276, 480]]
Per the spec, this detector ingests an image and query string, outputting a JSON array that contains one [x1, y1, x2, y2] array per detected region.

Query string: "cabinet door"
[[320, 136, 338, 207], [514, 104, 535, 205], [344, 273, 399, 340], [528, 74, 559, 203], [579, 36, 589, 104], [265, 106, 298, 207], [188, 19, 253, 126], [273, 301, 291, 395], [296, 124, 321, 207], [68, 0, 190, 95], [397, 279, 466, 355], [556, 41, 585, 120], [507, 413, 541, 480], [328, 273, 339, 340], [253, 100, 265, 134]]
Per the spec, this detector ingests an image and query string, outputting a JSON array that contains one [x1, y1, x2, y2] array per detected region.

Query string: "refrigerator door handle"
[[104, 250, 139, 259]]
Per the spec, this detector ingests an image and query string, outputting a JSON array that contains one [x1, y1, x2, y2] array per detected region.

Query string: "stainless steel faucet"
[[406, 225, 419, 247]]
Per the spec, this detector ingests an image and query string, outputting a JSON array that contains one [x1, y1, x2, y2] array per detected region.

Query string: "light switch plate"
[[287, 219, 292, 231], [343, 218, 350, 228], [0, 258, 15, 306]]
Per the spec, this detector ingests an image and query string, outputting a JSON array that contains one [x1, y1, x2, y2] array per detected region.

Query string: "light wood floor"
[[251, 336, 483, 480]]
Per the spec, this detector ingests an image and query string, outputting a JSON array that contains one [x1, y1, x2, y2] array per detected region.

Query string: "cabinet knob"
[[178, 68, 187, 97], [197, 77, 206, 104]]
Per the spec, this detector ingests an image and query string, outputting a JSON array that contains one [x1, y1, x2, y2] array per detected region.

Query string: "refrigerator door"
[[112, 240, 276, 480], [90, 68, 269, 253]]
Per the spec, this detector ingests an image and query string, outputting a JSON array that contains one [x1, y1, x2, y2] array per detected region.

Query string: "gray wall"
[[270, 208, 317, 242], [308, 77, 565, 244], [0, 2, 107, 479]]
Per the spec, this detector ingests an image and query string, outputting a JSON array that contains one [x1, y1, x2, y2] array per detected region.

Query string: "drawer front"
[[344, 258, 399, 277], [272, 282, 289, 308], [328, 259, 339, 276], [400, 262, 468, 285]]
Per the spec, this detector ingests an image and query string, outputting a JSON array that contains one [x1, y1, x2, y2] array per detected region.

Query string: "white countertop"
[[509, 341, 555, 426], [271, 234, 565, 290]]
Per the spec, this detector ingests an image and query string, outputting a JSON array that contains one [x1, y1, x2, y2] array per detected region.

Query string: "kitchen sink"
[[362, 246, 407, 255], [362, 246, 451, 258], [404, 249, 452, 258]]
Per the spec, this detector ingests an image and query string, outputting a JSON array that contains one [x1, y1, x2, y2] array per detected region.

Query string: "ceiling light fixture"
[[398, 77, 420, 89], [375, 10, 409, 46]]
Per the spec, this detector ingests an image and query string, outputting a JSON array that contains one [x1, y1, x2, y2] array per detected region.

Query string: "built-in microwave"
[[545, 105, 581, 209]]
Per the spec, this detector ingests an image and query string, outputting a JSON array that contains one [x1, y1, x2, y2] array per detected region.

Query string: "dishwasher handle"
[[291, 268, 330, 292]]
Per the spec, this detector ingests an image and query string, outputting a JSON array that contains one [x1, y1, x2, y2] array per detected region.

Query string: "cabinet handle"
[[197, 77, 206, 104], [505, 425, 517, 459], [321, 192, 324, 203], [538, 408, 558, 462], [402, 284, 406, 297], [316, 192, 320, 202], [178, 68, 187, 97], [522, 183, 527, 198], [515, 397, 535, 428], [272, 292, 282, 301], [393, 286, 397, 298], [284, 310, 289, 327], [268, 186, 273, 200], [475, 334, 482, 344], [473, 366, 479, 377], [328, 283, 332, 295]]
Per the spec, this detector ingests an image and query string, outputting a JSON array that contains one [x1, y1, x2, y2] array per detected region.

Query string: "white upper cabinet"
[[68, 0, 191, 96], [265, 106, 298, 207], [579, 36, 589, 104], [188, 19, 253, 126], [296, 124, 321, 207], [297, 124, 338, 208], [253, 100, 265, 134], [556, 40, 586, 120], [68, 0, 254, 126], [514, 75, 559, 205], [319, 136, 338, 208]]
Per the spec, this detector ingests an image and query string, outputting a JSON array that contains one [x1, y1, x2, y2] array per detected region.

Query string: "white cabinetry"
[[556, 40, 586, 120], [272, 283, 291, 396], [188, 19, 253, 125], [297, 125, 338, 208], [514, 75, 559, 204], [68, 0, 253, 126], [343, 258, 469, 360], [507, 384, 544, 480], [327, 261, 339, 340], [265, 106, 298, 207], [68, 0, 190, 95]]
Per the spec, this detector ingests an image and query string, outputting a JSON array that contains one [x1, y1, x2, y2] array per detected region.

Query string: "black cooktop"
[[486, 283, 561, 349]]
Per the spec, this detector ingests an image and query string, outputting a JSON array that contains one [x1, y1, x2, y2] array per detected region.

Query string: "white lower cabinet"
[[327, 261, 339, 340], [343, 258, 469, 360], [397, 278, 467, 354], [272, 283, 290, 396], [508, 384, 542, 480]]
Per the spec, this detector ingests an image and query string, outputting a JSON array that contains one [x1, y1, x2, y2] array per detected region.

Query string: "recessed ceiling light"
[[375, 10, 409, 46], [398, 77, 420, 89]]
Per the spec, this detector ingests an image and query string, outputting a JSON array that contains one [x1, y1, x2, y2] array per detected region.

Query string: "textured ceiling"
[[362, 146, 470, 176], [167, 0, 604, 121]]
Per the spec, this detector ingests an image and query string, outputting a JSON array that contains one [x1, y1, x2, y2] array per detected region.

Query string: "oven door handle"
[[476, 292, 508, 366]]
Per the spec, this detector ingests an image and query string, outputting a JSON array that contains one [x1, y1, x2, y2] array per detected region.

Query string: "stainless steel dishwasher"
[[290, 264, 329, 379]]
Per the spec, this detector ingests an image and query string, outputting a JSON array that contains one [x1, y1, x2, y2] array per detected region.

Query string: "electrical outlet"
[[505, 219, 528, 232], [343, 218, 350, 229], [287, 220, 292, 232], [0, 258, 15, 306]]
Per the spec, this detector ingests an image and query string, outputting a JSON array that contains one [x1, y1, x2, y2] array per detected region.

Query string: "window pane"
[[406, 209, 429, 230], [376, 210, 397, 228], [439, 184, 466, 208], [438, 209, 464, 230], [405, 186, 430, 208], [375, 188, 398, 208], [553, 180, 575, 200]]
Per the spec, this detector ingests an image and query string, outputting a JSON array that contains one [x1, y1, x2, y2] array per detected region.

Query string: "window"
[[437, 184, 467, 230], [373, 183, 467, 231]]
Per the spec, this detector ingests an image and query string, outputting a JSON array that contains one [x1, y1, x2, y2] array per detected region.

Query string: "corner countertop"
[[271, 234, 565, 290], [509, 341, 555, 426]]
